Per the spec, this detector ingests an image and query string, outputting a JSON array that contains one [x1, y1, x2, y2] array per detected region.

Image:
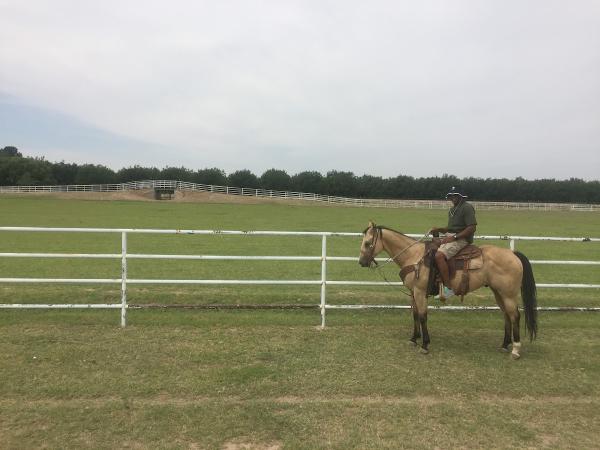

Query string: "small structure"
[[154, 187, 175, 200]]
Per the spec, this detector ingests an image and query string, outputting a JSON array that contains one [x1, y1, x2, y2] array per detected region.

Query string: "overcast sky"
[[1, 1, 599, 180]]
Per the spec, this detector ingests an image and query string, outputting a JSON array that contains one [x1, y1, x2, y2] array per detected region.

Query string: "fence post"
[[510, 239, 515, 251], [320, 234, 327, 328], [121, 232, 128, 327]]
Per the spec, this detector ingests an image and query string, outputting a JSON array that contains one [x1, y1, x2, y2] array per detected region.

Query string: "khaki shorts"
[[438, 234, 469, 259]]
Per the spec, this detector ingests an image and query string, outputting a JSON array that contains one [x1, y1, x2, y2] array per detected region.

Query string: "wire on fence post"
[[320, 235, 327, 328], [121, 231, 128, 327]]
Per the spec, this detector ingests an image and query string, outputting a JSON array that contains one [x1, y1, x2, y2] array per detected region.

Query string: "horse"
[[358, 221, 537, 359]]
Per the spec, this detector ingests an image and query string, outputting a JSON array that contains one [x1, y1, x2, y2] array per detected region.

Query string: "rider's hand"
[[429, 228, 441, 237], [441, 235, 455, 244]]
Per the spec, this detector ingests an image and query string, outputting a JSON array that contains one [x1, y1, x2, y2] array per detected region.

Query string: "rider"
[[429, 187, 477, 298]]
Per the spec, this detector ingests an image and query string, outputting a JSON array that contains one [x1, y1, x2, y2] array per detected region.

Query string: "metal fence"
[[2, 180, 599, 211], [0, 227, 599, 326]]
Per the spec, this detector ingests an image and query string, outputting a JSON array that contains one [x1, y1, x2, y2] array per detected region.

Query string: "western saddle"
[[399, 238, 483, 300]]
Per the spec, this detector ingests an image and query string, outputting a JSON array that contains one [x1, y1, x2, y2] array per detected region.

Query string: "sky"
[[1, 0, 599, 180]]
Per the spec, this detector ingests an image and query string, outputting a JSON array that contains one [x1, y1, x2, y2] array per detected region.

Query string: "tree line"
[[1, 146, 599, 203]]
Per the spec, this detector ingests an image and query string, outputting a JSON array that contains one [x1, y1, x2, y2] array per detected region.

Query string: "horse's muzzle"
[[358, 256, 375, 268]]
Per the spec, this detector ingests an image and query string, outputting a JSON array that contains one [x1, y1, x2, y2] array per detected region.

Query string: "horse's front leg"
[[410, 293, 421, 346], [413, 289, 430, 354]]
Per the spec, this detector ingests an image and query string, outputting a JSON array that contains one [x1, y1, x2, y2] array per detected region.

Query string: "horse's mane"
[[362, 225, 415, 240]]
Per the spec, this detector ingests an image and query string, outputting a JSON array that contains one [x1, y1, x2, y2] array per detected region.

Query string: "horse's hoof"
[[499, 347, 510, 353], [408, 340, 418, 347], [420, 347, 429, 355], [511, 343, 522, 360]]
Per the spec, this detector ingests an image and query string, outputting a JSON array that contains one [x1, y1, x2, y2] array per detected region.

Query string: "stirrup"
[[435, 285, 455, 302]]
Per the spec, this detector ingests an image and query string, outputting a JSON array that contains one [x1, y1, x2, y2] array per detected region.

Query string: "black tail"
[[514, 251, 538, 341]]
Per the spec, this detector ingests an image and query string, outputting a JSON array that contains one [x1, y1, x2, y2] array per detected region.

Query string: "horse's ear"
[[368, 220, 376, 228]]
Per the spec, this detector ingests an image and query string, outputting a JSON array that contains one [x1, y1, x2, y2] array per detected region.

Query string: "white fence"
[[2, 179, 599, 211], [1, 227, 599, 326]]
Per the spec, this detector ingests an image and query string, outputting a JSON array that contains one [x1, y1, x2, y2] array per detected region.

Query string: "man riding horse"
[[359, 186, 537, 357], [429, 187, 477, 299]]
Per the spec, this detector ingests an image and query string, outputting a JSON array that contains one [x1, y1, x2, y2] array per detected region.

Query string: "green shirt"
[[447, 200, 477, 243]]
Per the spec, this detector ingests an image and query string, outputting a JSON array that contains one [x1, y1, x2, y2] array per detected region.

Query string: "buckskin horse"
[[358, 221, 537, 359]]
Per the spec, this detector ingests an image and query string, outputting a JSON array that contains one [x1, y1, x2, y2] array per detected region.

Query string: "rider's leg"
[[436, 237, 469, 288], [435, 251, 451, 287]]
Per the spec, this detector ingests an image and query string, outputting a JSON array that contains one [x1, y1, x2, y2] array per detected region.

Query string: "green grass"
[[0, 195, 598, 310], [1, 195, 599, 448], [1, 194, 599, 234], [1, 309, 600, 449]]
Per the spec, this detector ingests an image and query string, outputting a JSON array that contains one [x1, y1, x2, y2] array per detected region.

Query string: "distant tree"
[[193, 168, 227, 186], [388, 175, 415, 199], [454, 176, 484, 200], [74, 164, 116, 184], [356, 174, 389, 198], [0, 146, 22, 157], [17, 171, 35, 185], [291, 171, 324, 193], [323, 171, 357, 197], [259, 169, 291, 191], [160, 166, 194, 181], [413, 176, 446, 200], [227, 169, 260, 188], [572, 178, 600, 203], [116, 165, 161, 182], [2, 148, 599, 203], [51, 161, 79, 185], [0, 157, 21, 185], [20, 158, 56, 185], [0, 156, 55, 185]]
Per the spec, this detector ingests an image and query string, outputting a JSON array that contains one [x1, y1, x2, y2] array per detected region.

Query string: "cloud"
[[0, 94, 168, 167], [1, 0, 599, 179]]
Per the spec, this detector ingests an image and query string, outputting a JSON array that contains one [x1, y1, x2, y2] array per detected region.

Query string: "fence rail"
[[2, 180, 599, 211], [1, 227, 599, 326]]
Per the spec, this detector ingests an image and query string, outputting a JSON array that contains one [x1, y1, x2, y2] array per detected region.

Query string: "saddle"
[[399, 239, 483, 299]]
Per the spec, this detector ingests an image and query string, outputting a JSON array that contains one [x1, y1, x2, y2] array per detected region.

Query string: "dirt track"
[[3, 189, 327, 206]]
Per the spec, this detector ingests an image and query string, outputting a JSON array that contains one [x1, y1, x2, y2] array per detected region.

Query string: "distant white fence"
[[0, 227, 599, 327], [1, 180, 599, 211]]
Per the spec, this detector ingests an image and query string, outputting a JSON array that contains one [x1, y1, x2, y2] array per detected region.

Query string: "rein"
[[379, 232, 429, 267]]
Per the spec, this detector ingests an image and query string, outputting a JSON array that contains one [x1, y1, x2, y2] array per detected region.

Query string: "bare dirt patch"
[[222, 440, 282, 450], [5, 190, 157, 202], [5, 189, 326, 207]]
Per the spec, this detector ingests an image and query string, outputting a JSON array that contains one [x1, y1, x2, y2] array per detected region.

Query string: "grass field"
[[1, 194, 599, 449]]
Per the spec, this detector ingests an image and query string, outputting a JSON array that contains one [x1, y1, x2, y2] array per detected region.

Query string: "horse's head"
[[359, 221, 383, 267]]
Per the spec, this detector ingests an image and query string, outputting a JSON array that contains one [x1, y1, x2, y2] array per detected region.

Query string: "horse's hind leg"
[[501, 296, 522, 359], [501, 316, 512, 352], [508, 303, 522, 359], [492, 288, 518, 354]]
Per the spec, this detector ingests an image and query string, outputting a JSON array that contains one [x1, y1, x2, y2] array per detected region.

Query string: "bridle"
[[363, 225, 428, 268], [362, 226, 382, 268], [362, 226, 432, 296], [362, 225, 415, 297]]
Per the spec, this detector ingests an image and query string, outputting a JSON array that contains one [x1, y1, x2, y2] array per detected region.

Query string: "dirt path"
[[3, 189, 327, 206]]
